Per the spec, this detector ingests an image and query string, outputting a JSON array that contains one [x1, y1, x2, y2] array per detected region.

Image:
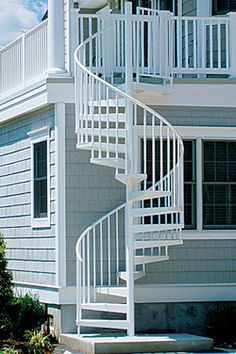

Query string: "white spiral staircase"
[[74, 3, 184, 336]]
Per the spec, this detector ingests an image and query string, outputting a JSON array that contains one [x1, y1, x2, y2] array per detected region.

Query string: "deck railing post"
[[228, 12, 236, 78], [68, 9, 79, 76], [101, 8, 114, 80], [125, 2, 133, 94], [47, 0, 67, 75], [21, 30, 26, 86]]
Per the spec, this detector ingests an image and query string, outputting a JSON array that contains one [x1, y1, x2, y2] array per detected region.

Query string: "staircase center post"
[[125, 2, 135, 337]]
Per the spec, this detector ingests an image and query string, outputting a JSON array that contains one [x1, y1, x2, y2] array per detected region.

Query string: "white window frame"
[[177, 126, 236, 239], [28, 126, 51, 229], [135, 125, 236, 240]]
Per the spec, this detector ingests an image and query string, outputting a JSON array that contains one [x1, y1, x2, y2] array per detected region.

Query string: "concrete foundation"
[[60, 333, 213, 354]]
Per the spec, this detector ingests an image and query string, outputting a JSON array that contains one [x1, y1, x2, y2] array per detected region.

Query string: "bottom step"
[[60, 333, 213, 354], [77, 319, 128, 330]]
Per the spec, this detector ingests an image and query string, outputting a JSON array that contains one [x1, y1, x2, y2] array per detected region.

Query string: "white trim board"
[[55, 103, 67, 287], [28, 127, 51, 229], [183, 230, 236, 240], [134, 82, 236, 108], [0, 79, 74, 125], [135, 283, 236, 303], [13, 283, 236, 305]]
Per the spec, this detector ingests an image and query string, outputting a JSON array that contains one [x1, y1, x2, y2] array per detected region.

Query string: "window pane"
[[184, 140, 196, 229], [213, 0, 236, 14], [142, 139, 196, 229], [203, 141, 236, 229], [33, 140, 48, 219]]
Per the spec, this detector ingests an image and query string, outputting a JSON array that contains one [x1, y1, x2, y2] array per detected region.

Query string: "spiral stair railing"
[[74, 6, 184, 336]]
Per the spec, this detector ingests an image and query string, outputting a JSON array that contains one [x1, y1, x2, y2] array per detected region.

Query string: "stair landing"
[[60, 333, 213, 354]]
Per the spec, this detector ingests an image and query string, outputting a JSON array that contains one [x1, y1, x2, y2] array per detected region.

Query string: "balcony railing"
[[74, 10, 232, 82], [0, 20, 48, 99], [0, 9, 234, 99]]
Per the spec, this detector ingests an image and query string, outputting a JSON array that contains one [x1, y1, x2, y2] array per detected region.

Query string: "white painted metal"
[[0, 6, 234, 99], [74, 2, 184, 336], [228, 12, 236, 78]]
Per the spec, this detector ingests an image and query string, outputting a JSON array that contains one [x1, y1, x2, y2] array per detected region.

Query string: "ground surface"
[[52, 343, 236, 354]]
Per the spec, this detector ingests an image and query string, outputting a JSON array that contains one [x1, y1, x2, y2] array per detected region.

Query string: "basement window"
[[28, 127, 50, 228]]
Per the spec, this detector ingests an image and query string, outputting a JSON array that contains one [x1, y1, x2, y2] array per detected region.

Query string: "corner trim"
[[55, 103, 67, 288]]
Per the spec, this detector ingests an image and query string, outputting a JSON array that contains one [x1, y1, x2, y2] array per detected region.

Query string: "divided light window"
[[33, 140, 48, 219], [212, 0, 236, 14], [142, 139, 196, 229], [184, 140, 196, 229], [203, 141, 236, 229], [132, 0, 175, 13]]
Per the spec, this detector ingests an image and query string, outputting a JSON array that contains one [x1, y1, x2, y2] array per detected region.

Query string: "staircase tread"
[[134, 239, 183, 248], [134, 255, 169, 265], [90, 157, 126, 170], [88, 99, 126, 107], [81, 303, 127, 313], [131, 206, 182, 217], [129, 189, 171, 201], [78, 319, 128, 329], [81, 127, 126, 138], [77, 142, 126, 153], [133, 223, 183, 233], [84, 113, 126, 122]]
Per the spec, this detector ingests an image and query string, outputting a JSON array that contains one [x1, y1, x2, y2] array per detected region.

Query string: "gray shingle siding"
[[182, 0, 197, 16], [153, 106, 236, 127], [0, 106, 56, 286], [65, 103, 126, 286], [137, 240, 236, 284]]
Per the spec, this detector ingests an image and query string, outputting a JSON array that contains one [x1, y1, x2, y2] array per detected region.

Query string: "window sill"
[[183, 229, 236, 240], [32, 218, 50, 229]]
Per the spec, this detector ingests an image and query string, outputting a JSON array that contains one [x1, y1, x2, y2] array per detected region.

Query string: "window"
[[132, 0, 175, 13], [28, 127, 50, 228], [213, 0, 236, 15], [34, 141, 48, 219], [203, 141, 236, 229], [142, 139, 196, 229], [184, 140, 196, 229]]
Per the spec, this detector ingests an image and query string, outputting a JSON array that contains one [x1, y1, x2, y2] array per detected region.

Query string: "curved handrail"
[[75, 24, 184, 258], [74, 29, 184, 147], [75, 20, 184, 332], [75, 202, 126, 262]]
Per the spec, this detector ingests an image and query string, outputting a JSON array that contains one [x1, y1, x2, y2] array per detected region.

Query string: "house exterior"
[[0, 0, 236, 338]]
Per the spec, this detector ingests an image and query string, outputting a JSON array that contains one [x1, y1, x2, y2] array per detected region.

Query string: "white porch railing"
[[0, 20, 48, 98], [73, 10, 231, 81], [172, 15, 230, 74], [137, 8, 230, 76], [76, 203, 126, 306]]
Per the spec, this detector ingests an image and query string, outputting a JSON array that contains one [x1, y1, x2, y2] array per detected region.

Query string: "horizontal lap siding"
[[65, 104, 126, 286], [0, 106, 56, 286], [137, 240, 236, 284], [137, 106, 236, 286], [153, 106, 236, 127], [182, 0, 197, 16]]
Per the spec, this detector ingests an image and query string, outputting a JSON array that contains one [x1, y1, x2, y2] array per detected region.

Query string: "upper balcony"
[[1, 0, 236, 101]]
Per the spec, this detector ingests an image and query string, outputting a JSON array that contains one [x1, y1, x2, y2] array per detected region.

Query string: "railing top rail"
[[24, 19, 48, 37], [74, 28, 184, 147], [173, 15, 229, 21], [0, 19, 48, 55], [75, 203, 126, 262]]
